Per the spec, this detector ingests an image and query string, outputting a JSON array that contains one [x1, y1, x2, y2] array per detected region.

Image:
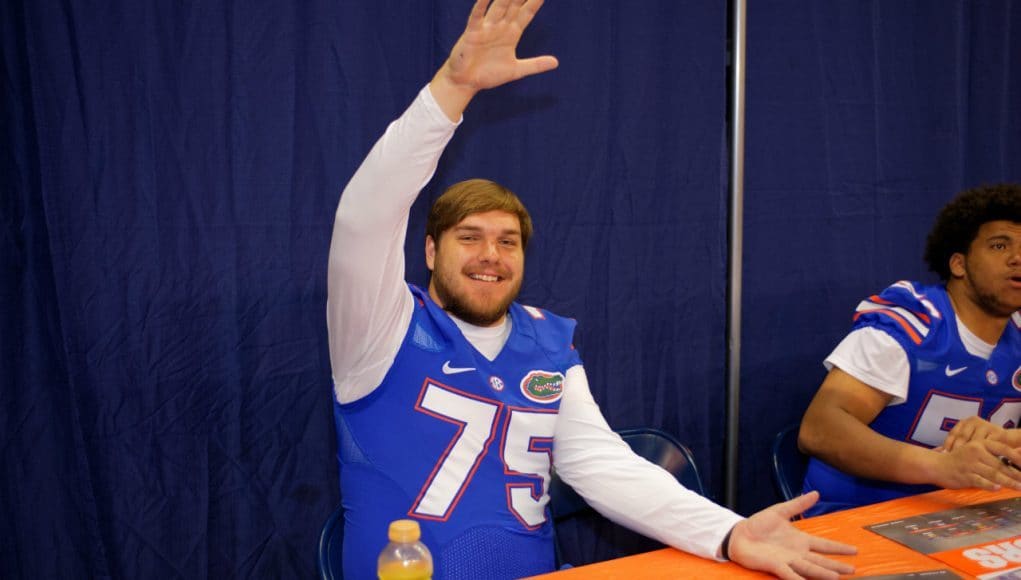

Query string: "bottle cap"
[[388, 519, 421, 542]]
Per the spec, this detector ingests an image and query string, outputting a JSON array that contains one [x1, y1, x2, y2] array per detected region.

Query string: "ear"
[[948, 252, 967, 278], [425, 235, 436, 271]]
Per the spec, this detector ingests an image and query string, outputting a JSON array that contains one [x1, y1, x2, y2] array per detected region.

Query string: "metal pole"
[[725, 0, 747, 510]]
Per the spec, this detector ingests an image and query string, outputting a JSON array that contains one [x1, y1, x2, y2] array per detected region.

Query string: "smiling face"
[[426, 210, 525, 327], [949, 220, 1021, 318]]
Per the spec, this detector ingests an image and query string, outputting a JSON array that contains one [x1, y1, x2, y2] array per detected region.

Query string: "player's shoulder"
[[513, 302, 576, 335], [408, 283, 429, 306], [511, 302, 579, 360], [851, 280, 948, 347], [1009, 312, 1021, 337]]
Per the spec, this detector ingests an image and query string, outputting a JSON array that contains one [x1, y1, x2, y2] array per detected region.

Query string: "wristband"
[[721, 526, 734, 560]]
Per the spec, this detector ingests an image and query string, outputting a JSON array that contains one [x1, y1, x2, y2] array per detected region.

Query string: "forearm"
[[553, 366, 742, 560], [332, 86, 459, 240], [429, 66, 478, 123], [327, 86, 459, 402], [800, 406, 945, 486]]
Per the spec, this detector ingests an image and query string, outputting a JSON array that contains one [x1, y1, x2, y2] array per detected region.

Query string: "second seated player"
[[799, 184, 1021, 516]]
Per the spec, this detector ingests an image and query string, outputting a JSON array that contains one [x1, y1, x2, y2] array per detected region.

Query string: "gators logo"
[[520, 370, 564, 404]]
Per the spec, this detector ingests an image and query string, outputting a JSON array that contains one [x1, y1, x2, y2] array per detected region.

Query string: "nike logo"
[[945, 365, 967, 377], [442, 361, 476, 375]]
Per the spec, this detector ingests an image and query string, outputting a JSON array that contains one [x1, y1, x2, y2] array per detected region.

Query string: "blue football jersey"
[[804, 281, 1021, 515], [336, 285, 582, 580]]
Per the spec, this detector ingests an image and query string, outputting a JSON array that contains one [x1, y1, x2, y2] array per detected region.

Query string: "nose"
[[479, 240, 499, 262], [1010, 249, 1021, 266]]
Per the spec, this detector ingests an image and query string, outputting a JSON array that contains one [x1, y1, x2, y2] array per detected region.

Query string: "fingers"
[[805, 552, 855, 575], [771, 490, 819, 520], [767, 555, 851, 580], [987, 440, 1021, 468], [484, 0, 543, 32], [944, 422, 969, 452], [963, 464, 1007, 491], [943, 433, 959, 452], [773, 563, 805, 580], [980, 443, 1021, 487], [943, 439, 1021, 490], [952, 441, 1021, 490], [515, 0, 545, 28], [946, 416, 1000, 451], [466, 0, 489, 29], [807, 534, 857, 556], [789, 558, 841, 580], [1001, 429, 1021, 448], [484, 0, 513, 23], [980, 459, 1021, 491], [954, 421, 976, 440]]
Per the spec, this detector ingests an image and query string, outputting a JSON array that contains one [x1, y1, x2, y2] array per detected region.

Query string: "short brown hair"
[[426, 178, 533, 248]]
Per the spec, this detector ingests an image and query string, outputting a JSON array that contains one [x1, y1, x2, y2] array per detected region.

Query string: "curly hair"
[[924, 183, 1021, 280]]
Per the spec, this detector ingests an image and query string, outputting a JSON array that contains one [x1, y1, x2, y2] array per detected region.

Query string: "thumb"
[[772, 490, 818, 519], [515, 55, 559, 79]]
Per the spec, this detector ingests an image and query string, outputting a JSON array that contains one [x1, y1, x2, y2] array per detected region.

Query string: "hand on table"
[[728, 491, 856, 580], [943, 416, 1021, 451], [934, 437, 1021, 491]]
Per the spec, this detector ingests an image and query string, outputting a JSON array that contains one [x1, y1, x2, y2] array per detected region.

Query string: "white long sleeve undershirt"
[[327, 85, 742, 560]]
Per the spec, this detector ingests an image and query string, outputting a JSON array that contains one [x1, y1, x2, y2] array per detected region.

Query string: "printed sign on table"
[[867, 498, 1021, 578], [855, 570, 960, 579]]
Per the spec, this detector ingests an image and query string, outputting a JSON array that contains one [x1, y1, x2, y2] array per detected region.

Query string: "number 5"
[[410, 381, 558, 528], [909, 391, 1021, 447]]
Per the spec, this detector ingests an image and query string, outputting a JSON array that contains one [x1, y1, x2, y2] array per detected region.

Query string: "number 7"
[[410, 380, 558, 527]]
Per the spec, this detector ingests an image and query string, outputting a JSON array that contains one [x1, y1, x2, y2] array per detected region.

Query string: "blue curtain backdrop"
[[4, 0, 1021, 576], [2, 1, 727, 577], [740, 0, 1021, 515]]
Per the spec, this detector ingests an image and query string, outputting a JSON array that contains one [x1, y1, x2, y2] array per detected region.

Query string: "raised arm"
[[327, 86, 456, 404], [327, 0, 558, 403]]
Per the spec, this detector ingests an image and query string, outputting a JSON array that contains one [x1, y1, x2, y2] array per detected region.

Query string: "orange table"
[[528, 488, 1021, 579]]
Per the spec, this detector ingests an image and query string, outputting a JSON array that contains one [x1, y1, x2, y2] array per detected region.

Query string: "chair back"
[[549, 427, 706, 566], [618, 427, 705, 495], [317, 504, 344, 580], [771, 423, 809, 503]]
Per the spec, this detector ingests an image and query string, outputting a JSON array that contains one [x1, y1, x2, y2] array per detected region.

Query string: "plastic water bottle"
[[377, 519, 433, 580]]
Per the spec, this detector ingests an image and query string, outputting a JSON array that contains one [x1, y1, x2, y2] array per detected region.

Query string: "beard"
[[431, 270, 521, 327], [965, 263, 1021, 318]]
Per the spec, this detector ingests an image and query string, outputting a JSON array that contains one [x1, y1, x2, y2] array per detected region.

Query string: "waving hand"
[[430, 0, 558, 120]]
